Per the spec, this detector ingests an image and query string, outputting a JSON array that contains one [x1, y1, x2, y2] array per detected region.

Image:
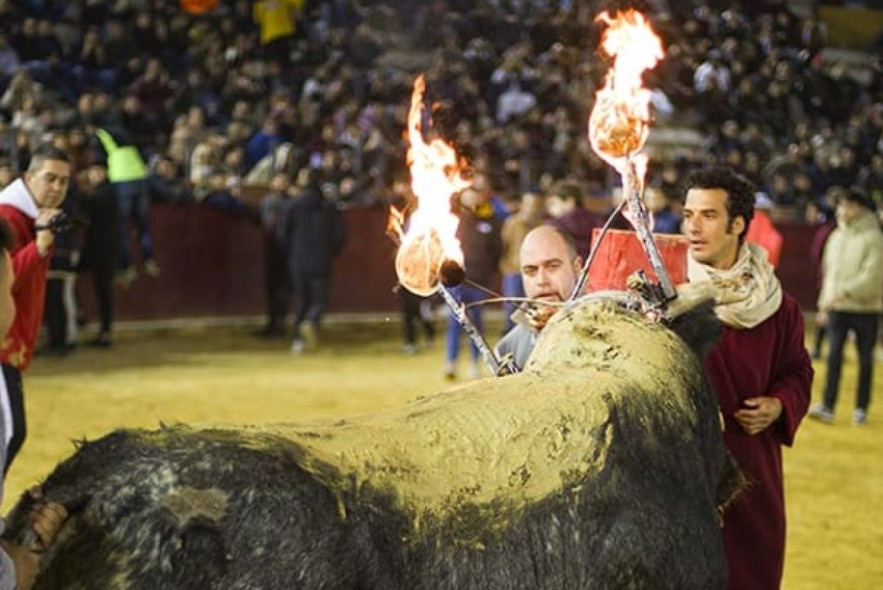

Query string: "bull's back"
[[5, 301, 731, 589]]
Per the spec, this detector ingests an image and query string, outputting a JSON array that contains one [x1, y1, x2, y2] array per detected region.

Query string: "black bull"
[[4, 299, 743, 589]]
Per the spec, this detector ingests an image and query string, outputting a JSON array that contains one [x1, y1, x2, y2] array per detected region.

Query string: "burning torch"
[[388, 76, 518, 377], [581, 9, 677, 307]]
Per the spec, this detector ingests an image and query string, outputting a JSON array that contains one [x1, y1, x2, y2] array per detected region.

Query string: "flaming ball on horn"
[[394, 228, 445, 297], [582, 9, 678, 306], [387, 76, 516, 376], [587, 9, 661, 170], [387, 75, 470, 298]]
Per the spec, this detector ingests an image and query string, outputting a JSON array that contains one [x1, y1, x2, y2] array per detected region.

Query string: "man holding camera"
[[0, 144, 70, 471]]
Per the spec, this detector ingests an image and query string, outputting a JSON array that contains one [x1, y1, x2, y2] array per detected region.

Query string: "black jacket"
[[285, 187, 347, 276]]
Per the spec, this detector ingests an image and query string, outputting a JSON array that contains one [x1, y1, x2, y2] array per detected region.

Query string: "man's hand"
[[525, 303, 557, 331], [734, 396, 783, 435], [28, 502, 68, 550], [0, 538, 39, 590], [35, 208, 63, 257], [0, 488, 69, 589]]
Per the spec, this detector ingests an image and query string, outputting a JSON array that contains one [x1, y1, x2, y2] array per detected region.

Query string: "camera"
[[35, 211, 80, 233]]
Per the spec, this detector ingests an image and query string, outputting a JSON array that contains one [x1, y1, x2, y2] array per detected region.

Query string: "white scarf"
[[687, 242, 782, 329]]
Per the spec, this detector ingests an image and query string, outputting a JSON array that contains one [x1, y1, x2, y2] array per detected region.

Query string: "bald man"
[[495, 225, 582, 371]]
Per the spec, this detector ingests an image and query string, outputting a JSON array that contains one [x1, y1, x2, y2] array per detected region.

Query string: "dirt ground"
[[3, 319, 881, 589]]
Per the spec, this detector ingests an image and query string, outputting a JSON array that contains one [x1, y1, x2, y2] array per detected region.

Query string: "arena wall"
[[76, 205, 819, 323]]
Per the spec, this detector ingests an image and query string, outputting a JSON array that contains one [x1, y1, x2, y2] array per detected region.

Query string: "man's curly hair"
[[681, 165, 756, 243]]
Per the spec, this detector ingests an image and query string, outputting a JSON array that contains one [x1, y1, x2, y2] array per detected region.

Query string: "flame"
[[588, 9, 664, 174], [388, 75, 471, 296]]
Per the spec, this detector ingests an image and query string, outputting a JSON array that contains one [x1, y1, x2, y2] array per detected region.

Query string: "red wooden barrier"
[[77, 205, 820, 322]]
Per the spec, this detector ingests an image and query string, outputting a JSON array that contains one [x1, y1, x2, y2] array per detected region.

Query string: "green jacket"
[[95, 128, 148, 183], [818, 211, 883, 313]]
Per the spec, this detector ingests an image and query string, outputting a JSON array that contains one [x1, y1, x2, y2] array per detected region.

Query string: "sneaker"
[[468, 363, 481, 379], [143, 259, 161, 277], [808, 404, 834, 424], [443, 364, 456, 381], [290, 339, 305, 354], [114, 268, 137, 288], [301, 323, 318, 349], [87, 333, 112, 348], [853, 409, 868, 426], [402, 343, 417, 355]]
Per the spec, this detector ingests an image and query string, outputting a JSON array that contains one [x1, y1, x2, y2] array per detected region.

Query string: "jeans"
[[115, 179, 154, 269], [823, 311, 878, 412], [501, 272, 525, 335], [445, 284, 487, 365]]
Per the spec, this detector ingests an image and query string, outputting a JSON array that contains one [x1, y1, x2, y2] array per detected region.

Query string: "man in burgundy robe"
[[682, 166, 813, 590]]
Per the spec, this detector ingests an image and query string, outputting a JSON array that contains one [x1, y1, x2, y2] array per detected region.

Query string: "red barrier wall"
[[78, 205, 820, 322]]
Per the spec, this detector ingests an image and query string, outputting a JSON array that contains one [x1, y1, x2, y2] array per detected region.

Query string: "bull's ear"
[[666, 299, 721, 359]]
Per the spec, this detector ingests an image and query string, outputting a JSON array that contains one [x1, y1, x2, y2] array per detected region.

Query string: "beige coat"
[[818, 211, 883, 313]]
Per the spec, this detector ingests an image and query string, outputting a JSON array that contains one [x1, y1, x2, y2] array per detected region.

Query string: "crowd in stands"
[[0, 0, 881, 222]]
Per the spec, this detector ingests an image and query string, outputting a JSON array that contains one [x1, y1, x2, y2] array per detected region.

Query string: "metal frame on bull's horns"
[[570, 156, 680, 320], [436, 282, 519, 377]]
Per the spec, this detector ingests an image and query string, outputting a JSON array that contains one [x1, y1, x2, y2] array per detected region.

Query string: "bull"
[[3, 297, 743, 589]]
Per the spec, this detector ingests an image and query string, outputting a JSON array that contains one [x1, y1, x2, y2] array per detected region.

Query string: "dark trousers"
[[400, 289, 434, 346], [2, 363, 25, 473], [823, 311, 879, 412], [293, 272, 330, 334], [92, 265, 115, 334], [45, 275, 75, 349], [265, 241, 290, 331]]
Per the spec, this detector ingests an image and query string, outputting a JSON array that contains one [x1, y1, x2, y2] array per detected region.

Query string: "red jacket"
[[745, 210, 783, 267], [0, 179, 52, 370]]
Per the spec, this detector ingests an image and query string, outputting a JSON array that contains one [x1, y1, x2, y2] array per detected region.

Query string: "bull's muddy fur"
[[3, 299, 743, 590]]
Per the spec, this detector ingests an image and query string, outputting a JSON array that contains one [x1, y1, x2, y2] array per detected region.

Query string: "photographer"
[[0, 144, 69, 471]]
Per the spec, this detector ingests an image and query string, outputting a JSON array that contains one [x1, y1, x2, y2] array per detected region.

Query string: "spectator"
[[811, 189, 883, 425], [0, 217, 70, 590], [806, 193, 838, 360], [286, 167, 347, 354], [387, 175, 436, 355], [745, 192, 784, 267], [546, 180, 604, 259], [78, 159, 120, 348], [0, 33, 20, 91], [93, 126, 158, 283], [253, 0, 306, 65], [258, 171, 293, 337], [128, 58, 172, 130], [147, 157, 190, 205], [644, 185, 682, 235], [0, 143, 70, 471], [443, 186, 502, 380]]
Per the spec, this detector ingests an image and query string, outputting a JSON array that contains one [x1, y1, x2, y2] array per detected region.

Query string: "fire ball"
[[395, 229, 445, 296]]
